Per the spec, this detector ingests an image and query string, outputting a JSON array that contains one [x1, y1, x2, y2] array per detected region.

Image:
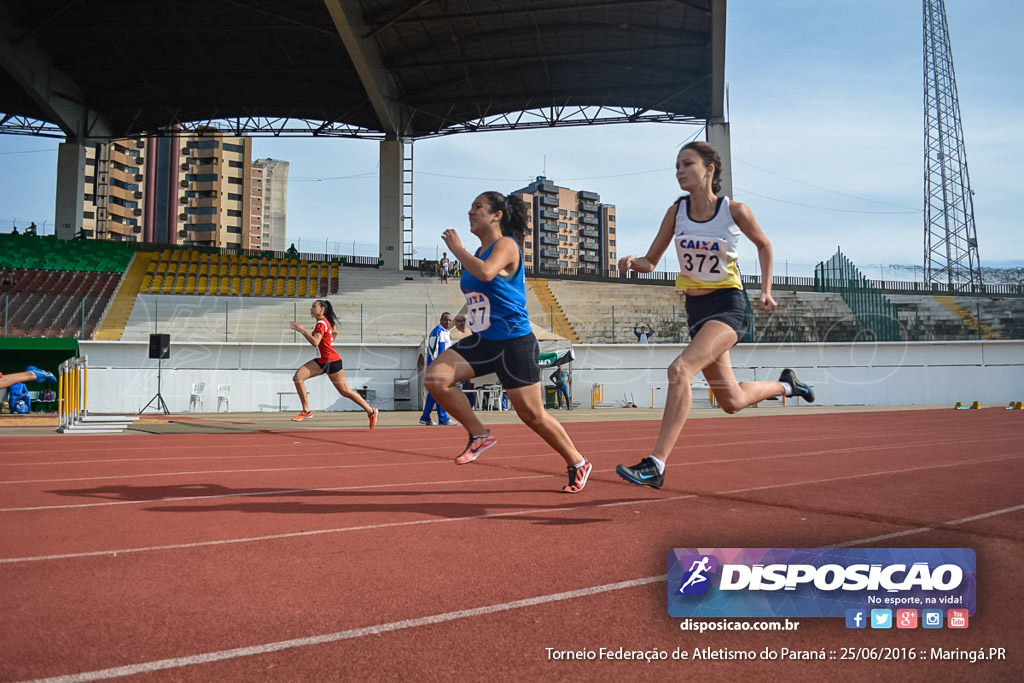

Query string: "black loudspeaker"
[[149, 333, 170, 360]]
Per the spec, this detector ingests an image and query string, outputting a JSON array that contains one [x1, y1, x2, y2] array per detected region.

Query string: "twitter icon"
[[870, 609, 893, 629]]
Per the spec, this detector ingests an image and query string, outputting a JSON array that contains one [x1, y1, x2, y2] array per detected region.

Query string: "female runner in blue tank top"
[[425, 191, 592, 494], [616, 142, 815, 489]]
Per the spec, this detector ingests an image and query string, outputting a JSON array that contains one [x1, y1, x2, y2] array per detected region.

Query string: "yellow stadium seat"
[[188, 263, 198, 275], [242, 279, 252, 295], [146, 262, 157, 274], [198, 263, 209, 276], [238, 264, 248, 277], [197, 276, 208, 293], [150, 274, 164, 292], [253, 279, 264, 296], [286, 281, 296, 297], [269, 265, 278, 277], [275, 279, 285, 297], [209, 276, 219, 292], [230, 278, 241, 295], [140, 275, 153, 291], [219, 278, 230, 295], [186, 276, 196, 292], [218, 264, 228, 277], [259, 265, 268, 277], [161, 276, 175, 294], [297, 280, 307, 297]]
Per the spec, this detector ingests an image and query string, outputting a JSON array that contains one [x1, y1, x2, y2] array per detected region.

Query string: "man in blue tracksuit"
[[420, 312, 456, 425]]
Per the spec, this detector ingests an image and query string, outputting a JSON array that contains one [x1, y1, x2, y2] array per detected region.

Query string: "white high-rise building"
[[250, 158, 289, 252]]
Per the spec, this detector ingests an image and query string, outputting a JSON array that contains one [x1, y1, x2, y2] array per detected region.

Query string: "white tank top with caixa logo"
[[673, 195, 744, 291]]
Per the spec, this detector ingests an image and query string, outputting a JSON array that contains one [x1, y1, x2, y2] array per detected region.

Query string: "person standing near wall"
[[420, 312, 457, 426], [549, 364, 571, 409]]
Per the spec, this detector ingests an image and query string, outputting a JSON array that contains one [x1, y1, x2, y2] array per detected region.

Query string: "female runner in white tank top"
[[615, 142, 814, 489]]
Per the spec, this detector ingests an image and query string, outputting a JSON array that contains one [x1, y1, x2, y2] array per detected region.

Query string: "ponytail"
[[316, 299, 338, 332], [481, 191, 528, 244]]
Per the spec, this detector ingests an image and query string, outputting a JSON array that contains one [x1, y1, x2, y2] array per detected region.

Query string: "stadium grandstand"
[[2, 233, 1022, 344]]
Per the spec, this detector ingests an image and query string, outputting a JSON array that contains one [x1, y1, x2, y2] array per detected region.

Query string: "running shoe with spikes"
[[562, 460, 592, 494], [291, 410, 313, 422], [28, 365, 57, 383], [778, 368, 815, 403], [368, 408, 378, 429], [419, 419, 436, 426], [455, 431, 497, 464], [616, 457, 665, 489]]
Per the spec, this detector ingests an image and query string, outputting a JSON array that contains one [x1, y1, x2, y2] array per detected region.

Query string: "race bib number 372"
[[464, 292, 491, 332], [676, 235, 728, 281]]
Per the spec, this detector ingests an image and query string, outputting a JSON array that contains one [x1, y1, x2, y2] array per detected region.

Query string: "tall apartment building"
[[82, 130, 253, 249], [510, 177, 617, 273], [249, 158, 289, 252]]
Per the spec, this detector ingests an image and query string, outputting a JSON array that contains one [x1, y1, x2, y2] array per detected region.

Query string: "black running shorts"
[[685, 287, 749, 343], [448, 332, 541, 389], [317, 358, 344, 375]]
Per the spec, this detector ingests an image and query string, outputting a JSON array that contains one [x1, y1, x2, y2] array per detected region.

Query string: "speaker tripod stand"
[[141, 357, 170, 414]]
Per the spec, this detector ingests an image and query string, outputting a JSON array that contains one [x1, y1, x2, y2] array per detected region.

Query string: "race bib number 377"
[[464, 291, 491, 332]]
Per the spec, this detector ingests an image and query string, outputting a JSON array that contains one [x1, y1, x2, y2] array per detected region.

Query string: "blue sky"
[[1, 0, 1021, 278]]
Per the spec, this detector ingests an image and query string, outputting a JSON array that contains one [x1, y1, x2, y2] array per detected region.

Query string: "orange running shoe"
[[455, 432, 497, 464], [562, 460, 592, 494], [291, 410, 313, 422], [368, 407, 379, 429]]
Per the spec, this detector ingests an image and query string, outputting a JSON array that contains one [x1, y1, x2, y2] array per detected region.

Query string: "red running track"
[[1, 409, 1021, 681]]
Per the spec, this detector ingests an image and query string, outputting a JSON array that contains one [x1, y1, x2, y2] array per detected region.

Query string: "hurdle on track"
[[57, 356, 137, 434]]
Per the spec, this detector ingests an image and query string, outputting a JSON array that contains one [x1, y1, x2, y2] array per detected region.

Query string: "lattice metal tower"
[[923, 0, 981, 289]]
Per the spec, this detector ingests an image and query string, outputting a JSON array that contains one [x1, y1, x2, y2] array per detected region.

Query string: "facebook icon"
[[846, 609, 867, 629]]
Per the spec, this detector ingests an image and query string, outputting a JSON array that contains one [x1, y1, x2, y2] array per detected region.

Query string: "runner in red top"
[[289, 299, 378, 427]]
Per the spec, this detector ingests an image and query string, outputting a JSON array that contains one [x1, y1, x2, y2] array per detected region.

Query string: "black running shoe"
[[779, 368, 815, 403], [616, 457, 665, 489]]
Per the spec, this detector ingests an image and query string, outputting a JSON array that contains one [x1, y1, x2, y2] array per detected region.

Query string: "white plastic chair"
[[189, 382, 206, 412], [486, 385, 504, 411], [217, 385, 230, 412]]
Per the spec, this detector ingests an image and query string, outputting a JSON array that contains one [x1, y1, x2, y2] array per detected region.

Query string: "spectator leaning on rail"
[[634, 324, 655, 344]]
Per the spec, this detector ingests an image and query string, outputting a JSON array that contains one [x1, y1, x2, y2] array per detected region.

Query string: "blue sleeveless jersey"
[[460, 237, 533, 340]]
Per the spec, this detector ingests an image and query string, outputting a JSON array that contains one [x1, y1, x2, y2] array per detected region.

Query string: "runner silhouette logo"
[[677, 555, 718, 595]]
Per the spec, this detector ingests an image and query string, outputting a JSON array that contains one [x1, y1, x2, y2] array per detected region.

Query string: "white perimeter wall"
[[79, 340, 1024, 413]]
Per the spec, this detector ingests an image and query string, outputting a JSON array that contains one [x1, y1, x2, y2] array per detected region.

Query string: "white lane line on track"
[[22, 501, 1024, 683], [2, 451, 1019, 564], [3, 432, 1017, 486], [0, 420, 968, 466]]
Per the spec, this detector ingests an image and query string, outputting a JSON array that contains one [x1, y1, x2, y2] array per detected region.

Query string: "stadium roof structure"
[[0, 0, 725, 141]]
